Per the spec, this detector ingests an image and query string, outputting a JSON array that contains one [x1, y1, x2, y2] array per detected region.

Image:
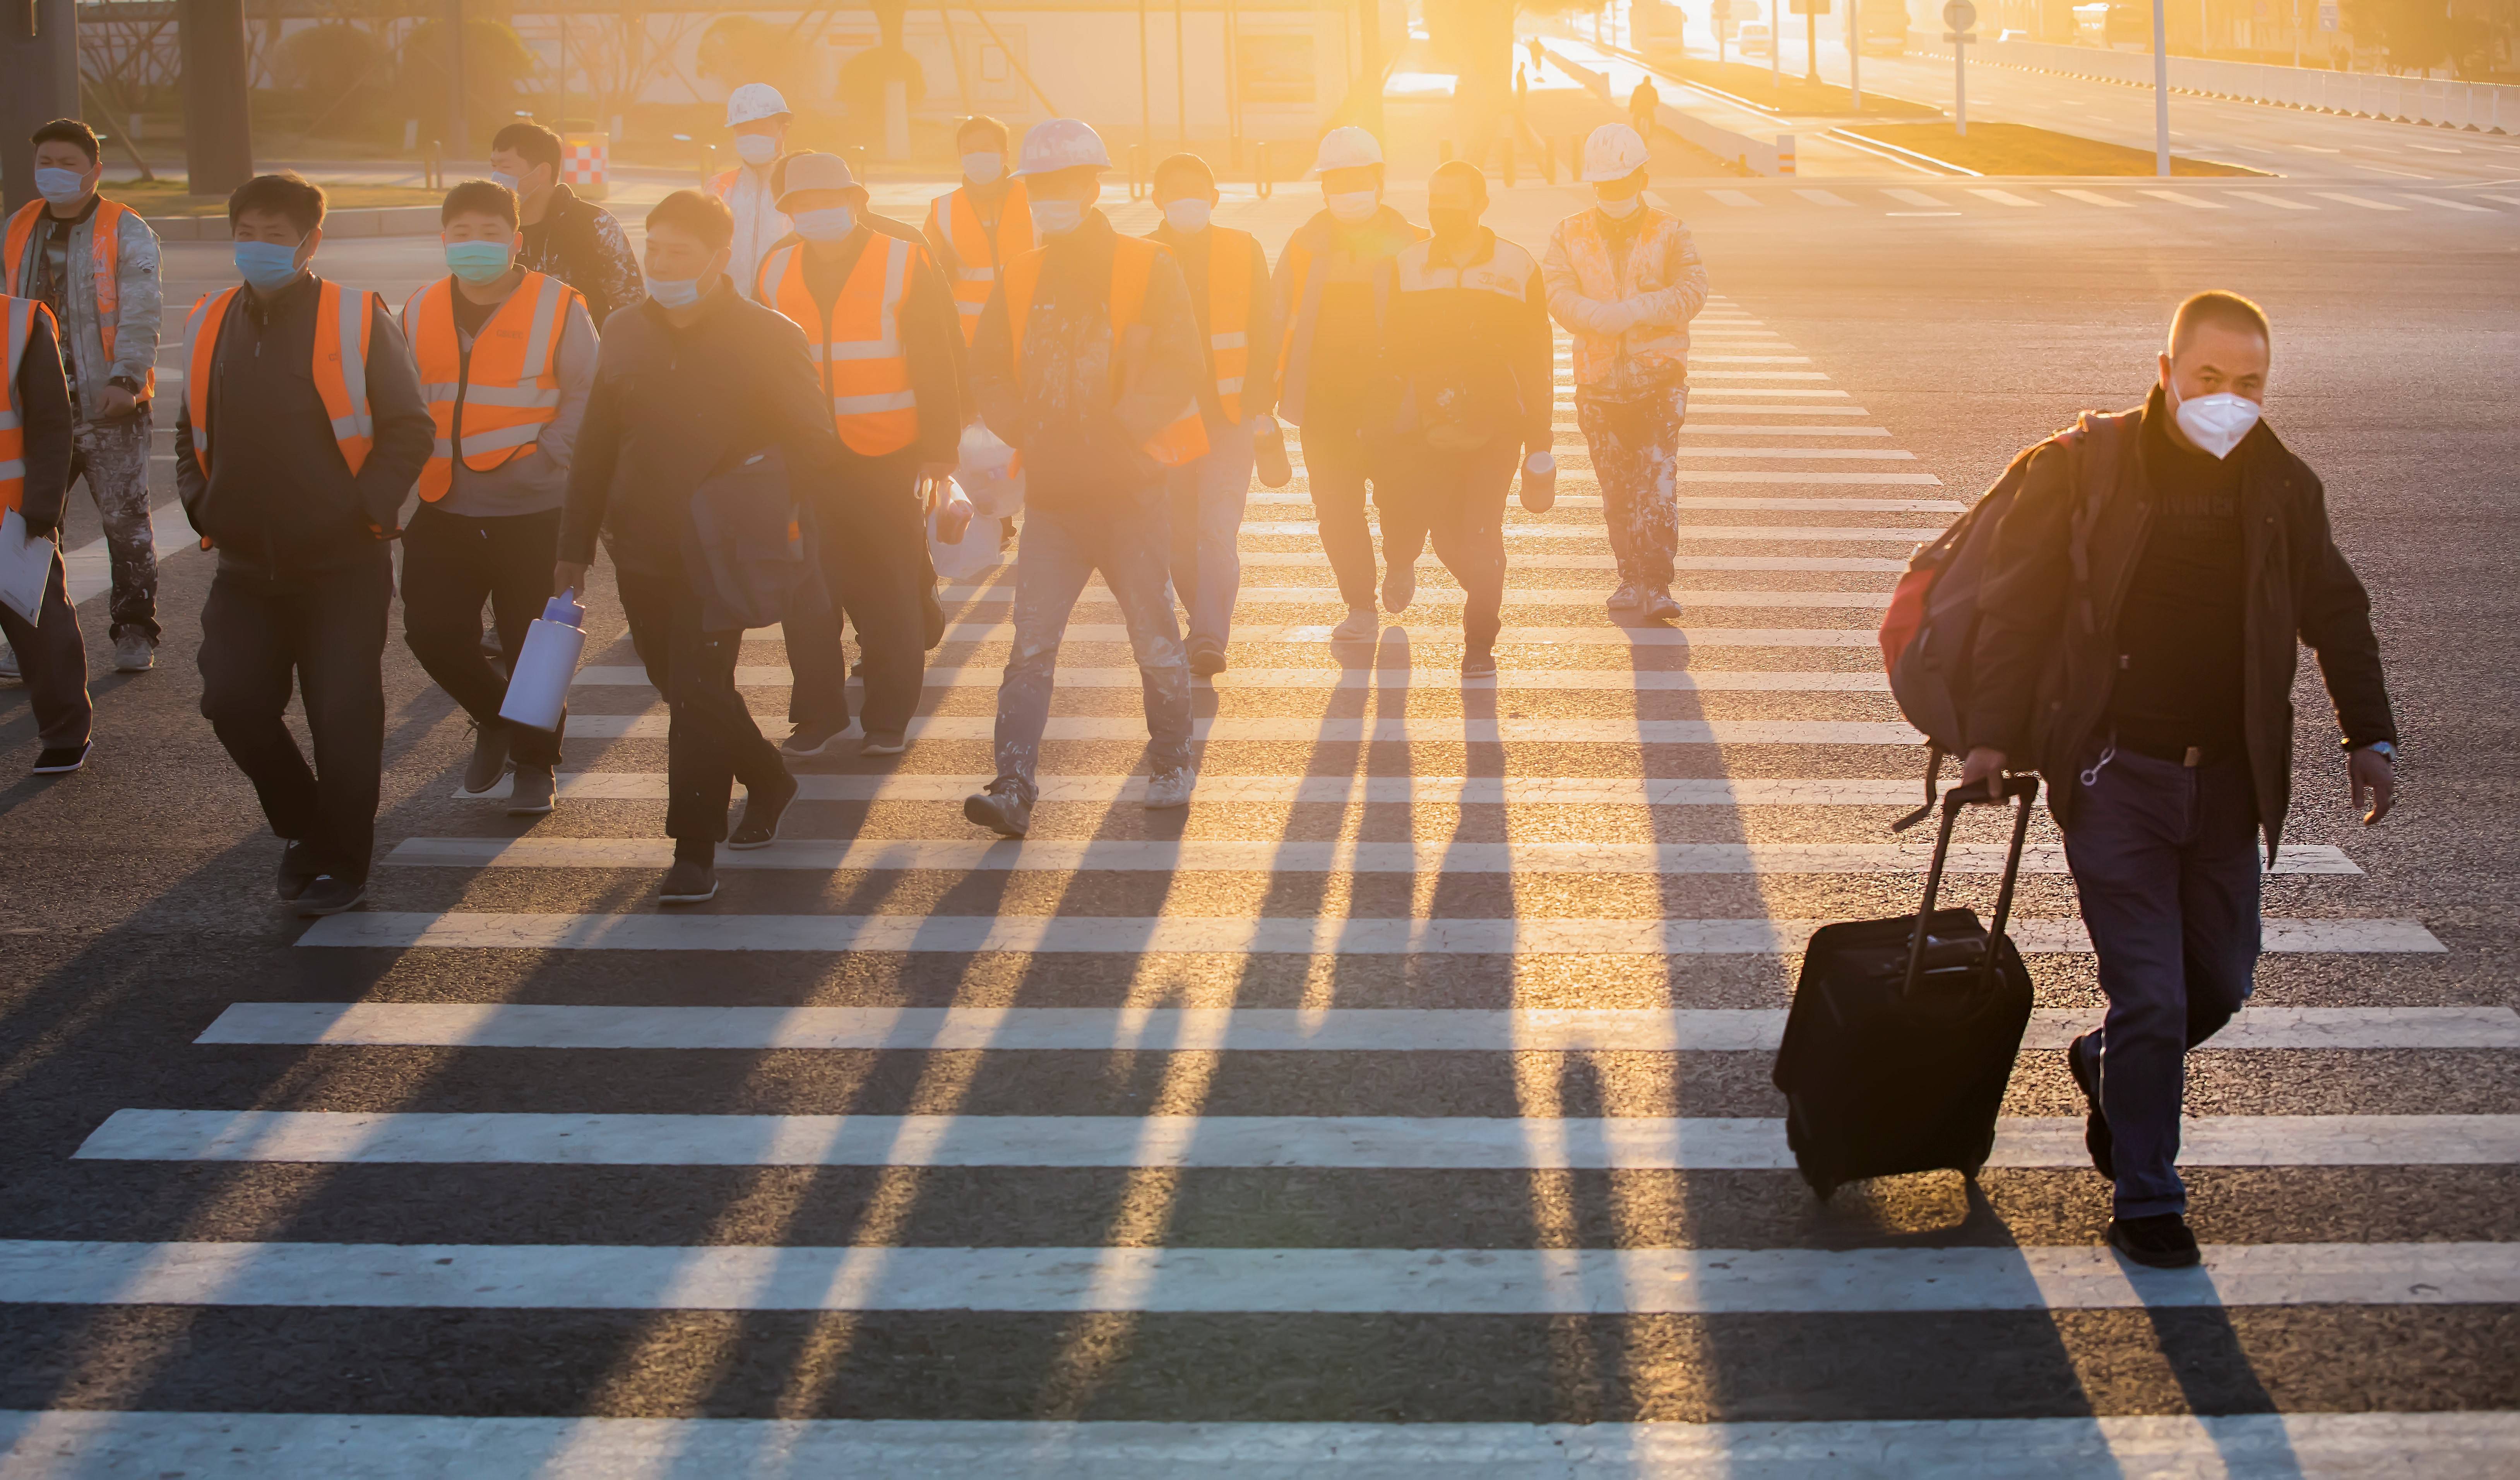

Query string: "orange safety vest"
[[1272, 212, 1426, 427], [183, 281, 377, 479], [754, 234, 921, 457], [1002, 234, 1209, 469], [1202, 226, 1260, 425], [4, 198, 154, 403], [400, 271, 579, 502], [0, 295, 54, 516], [924, 179, 1033, 346]]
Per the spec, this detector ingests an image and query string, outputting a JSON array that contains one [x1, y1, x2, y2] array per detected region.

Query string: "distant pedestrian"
[[753, 152, 964, 762], [5, 116, 163, 676], [962, 119, 1207, 838], [1147, 151, 1277, 676], [0, 291, 89, 774], [553, 189, 842, 904], [1272, 125, 1427, 641], [399, 179, 597, 819], [713, 83, 795, 301], [176, 173, 436, 916], [1375, 161, 1552, 680], [1543, 123, 1708, 620], [487, 120, 644, 328], [1962, 290, 2400, 1269], [1630, 76, 1662, 138], [922, 115, 1036, 349]]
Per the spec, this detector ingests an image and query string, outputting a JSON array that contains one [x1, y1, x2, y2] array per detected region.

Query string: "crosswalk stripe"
[[1686, 356, 1814, 365], [378, 837, 2362, 876], [1705, 189, 1762, 207], [192, 1003, 2515, 1052], [4, 1238, 2508, 1313], [2052, 188, 2134, 208], [77, 1110, 2518, 1170], [288, 914, 2446, 955], [1672, 371, 1831, 380], [1686, 386, 1849, 397], [4, 1411, 2511, 1476], [1967, 188, 2040, 207], [1245, 494, 1963, 512], [2400, 193, 2493, 212], [463, 774, 1949, 805], [1674, 424, 1891, 435], [783, 621, 1883, 646], [1793, 189, 1856, 206], [560, 715, 1922, 742], [1240, 524, 1938, 541], [933, 586, 1902, 608], [2311, 191, 2407, 211], [1882, 188, 1945, 207], [569, 666, 1899, 693], [2227, 189, 2316, 211], [1238, 553, 1906, 570], [2139, 190, 2225, 209]]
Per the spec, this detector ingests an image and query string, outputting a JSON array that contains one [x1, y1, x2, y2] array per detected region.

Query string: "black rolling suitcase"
[[1772, 774, 2042, 1200]]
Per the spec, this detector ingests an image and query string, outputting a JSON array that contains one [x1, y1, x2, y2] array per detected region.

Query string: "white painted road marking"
[[459, 774, 1948, 806], [554, 716, 1926, 743]]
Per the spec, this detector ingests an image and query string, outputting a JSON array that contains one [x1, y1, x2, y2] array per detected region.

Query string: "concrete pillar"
[[1, 0, 79, 213], [180, 0, 257, 198]]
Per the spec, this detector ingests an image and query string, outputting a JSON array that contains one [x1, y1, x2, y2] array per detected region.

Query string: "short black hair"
[[957, 115, 1011, 150], [645, 188, 733, 252], [1428, 158, 1488, 199], [490, 120, 564, 173], [2169, 290, 2271, 354], [1152, 152, 1214, 195], [442, 178, 519, 228], [228, 172, 327, 235], [31, 118, 100, 165]]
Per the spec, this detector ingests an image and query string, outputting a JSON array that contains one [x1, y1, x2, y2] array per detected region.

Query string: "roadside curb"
[[146, 205, 442, 241]]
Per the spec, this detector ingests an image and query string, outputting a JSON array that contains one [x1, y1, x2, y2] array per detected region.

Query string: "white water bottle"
[[1520, 450, 1557, 513], [498, 591, 587, 732]]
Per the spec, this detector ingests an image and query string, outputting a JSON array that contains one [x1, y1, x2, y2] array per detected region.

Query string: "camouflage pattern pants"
[[71, 415, 159, 642], [1575, 384, 1688, 589]]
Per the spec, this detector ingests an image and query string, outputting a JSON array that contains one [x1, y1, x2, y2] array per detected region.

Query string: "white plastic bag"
[[956, 421, 1024, 519], [927, 476, 1000, 583]]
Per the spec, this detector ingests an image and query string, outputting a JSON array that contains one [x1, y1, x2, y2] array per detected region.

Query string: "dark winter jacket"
[[5, 302, 74, 532], [515, 184, 645, 329]]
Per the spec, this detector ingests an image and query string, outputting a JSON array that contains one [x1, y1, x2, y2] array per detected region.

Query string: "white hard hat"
[[726, 83, 793, 128], [1310, 125, 1384, 175], [1582, 123, 1651, 183], [1015, 117, 1113, 175]]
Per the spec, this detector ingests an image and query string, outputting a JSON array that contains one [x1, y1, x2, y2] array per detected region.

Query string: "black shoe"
[[294, 874, 368, 918], [964, 777, 1033, 838], [782, 722, 848, 760], [275, 839, 324, 901], [1189, 643, 1227, 678], [32, 741, 91, 775], [728, 770, 799, 850], [1460, 649, 1498, 680], [2107, 1212, 2202, 1269], [659, 857, 718, 904], [2067, 1032, 2114, 1181]]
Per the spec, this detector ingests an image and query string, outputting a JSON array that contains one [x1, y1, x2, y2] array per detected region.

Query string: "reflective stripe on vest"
[[926, 179, 1033, 346], [758, 236, 919, 457], [0, 295, 44, 514], [1001, 234, 1209, 469], [183, 281, 376, 479], [1205, 227, 1257, 423], [401, 272, 575, 502], [5, 199, 155, 403]]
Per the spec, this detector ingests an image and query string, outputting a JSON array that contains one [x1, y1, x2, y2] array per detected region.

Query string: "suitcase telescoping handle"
[[1902, 773, 2042, 999]]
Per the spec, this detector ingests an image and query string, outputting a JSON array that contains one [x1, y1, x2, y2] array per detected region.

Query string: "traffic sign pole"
[[1942, 0, 1975, 138], [1849, 0, 1862, 108], [2152, 0, 2172, 176]]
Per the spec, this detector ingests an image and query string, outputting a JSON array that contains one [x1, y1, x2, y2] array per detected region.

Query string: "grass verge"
[[1656, 58, 1942, 117], [1839, 122, 2266, 176]]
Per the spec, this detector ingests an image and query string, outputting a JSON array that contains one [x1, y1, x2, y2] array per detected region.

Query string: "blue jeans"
[[1166, 418, 1255, 652], [992, 495, 1192, 797], [2060, 747, 2261, 1219]]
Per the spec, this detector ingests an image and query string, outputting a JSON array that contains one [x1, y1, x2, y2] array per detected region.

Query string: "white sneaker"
[[1329, 605, 1377, 641], [1143, 765, 1196, 809], [1606, 584, 1643, 613], [1641, 588, 1684, 621]]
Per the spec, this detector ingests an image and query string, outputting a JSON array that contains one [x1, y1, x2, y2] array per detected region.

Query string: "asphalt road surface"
[[0, 136, 2515, 1476]]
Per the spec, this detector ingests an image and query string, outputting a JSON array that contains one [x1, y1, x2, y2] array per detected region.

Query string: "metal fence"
[[1955, 38, 2520, 133]]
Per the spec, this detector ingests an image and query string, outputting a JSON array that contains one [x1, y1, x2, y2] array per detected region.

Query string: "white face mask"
[[734, 134, 779, 166], [2170, 384, 2262, 460], [35, 166, 91, 205], [1162, 198, 1212, 233], [962, 151, 1005, 185], [792, 206, 856, 242], [1325, 190, 1378, 225], [1595, 192, 1642, 219], [1031, 198, 1085, 236]]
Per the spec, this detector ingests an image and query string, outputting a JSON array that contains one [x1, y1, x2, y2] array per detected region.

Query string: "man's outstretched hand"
[[1959, 745, 2008, 801], [2350, 747, 2395, 825]]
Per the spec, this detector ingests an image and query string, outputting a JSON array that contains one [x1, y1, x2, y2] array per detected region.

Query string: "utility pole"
[[2152, 0, 2170, 176], [1140, 0, 1152, 156], [2, 0, 79, 212], [1848, 0, 1862, 106], [178, 0, 258, 197], [1174, 0, 1187, 145], [447, 0, 471, 160], [1357, 0, 1385, 134]]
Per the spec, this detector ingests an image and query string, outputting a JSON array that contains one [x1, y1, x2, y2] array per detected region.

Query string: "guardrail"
[[1917, 37, 2519, 132], [1542, 44, 1797, 176]]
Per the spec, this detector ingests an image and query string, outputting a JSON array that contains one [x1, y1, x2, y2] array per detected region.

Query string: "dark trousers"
[[1298, 423, 1418, 609], [400, 504, 565, 767], [198, 555, 392, 881], [618, 567, 788, 850], [1388, 440, 1517, 653], [2059, 747, 2261, 1220], [784, 449, 930, 738], [0, 545, 92, 751]]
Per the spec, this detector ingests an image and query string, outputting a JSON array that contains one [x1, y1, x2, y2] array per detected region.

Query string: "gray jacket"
[[7, 199, 163, 416]]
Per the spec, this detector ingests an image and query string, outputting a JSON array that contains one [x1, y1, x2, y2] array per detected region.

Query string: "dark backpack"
[[1877, 413, 2124, 829]]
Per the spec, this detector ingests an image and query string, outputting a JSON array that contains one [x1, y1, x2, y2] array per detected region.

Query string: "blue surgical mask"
[[962, 151, 1005, 185], [444, 240, 514, 284], [792, 206, 856, 242], [234, 240, 305, 293], [647, 275, 704, 309], [1325, 190, 1378, 225], [1162, 198, 1212, 233], [35, 167, 89, 205], [1031, 198, 1084, 236], [488, 170, 521, 195]]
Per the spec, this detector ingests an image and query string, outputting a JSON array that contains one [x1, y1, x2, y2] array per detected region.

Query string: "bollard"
[[1776, 134, 1797, 175], [1255, 140, 1273, 200], [424, 139, 443, 190]]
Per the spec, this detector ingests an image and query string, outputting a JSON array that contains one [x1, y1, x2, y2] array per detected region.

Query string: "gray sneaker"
[[964, 777, 1033, 838], [1142, 765, 1196, 810], [507, 764, 557, 816], [112, 632, 156, 673]]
